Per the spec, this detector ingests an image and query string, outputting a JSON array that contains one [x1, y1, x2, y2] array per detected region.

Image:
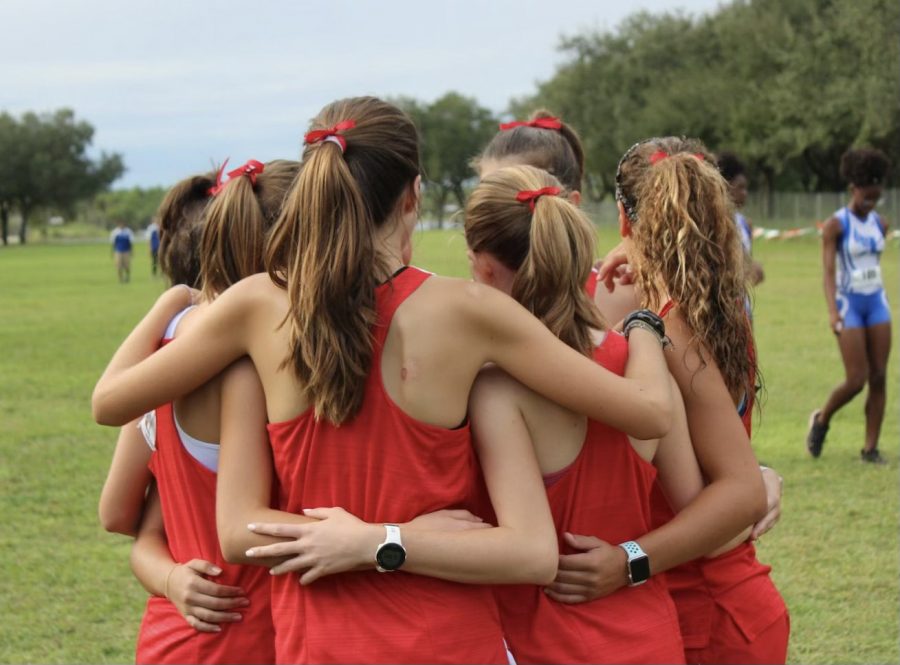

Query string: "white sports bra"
[[138, 305, 219, 472]]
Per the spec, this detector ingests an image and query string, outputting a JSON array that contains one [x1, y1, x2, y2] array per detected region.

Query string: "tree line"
[[0, 109, 124, 244], [515, 0, 899, 208], [2, 0, 895, 243]]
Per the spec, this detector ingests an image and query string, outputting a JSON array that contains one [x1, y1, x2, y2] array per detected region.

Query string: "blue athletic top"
[[835, 207, 885, 295], [110, 227, 134, 253], [148, 223, 160, 252], [735, 212, 752, 255]]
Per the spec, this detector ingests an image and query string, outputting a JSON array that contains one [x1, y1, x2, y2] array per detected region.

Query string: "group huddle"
[[94, 96, 793, 665]]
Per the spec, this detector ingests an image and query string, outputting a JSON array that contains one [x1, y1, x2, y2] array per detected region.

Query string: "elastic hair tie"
[[499, 117, 563, 132], [207, 158, 230, 196], [305, 120, 357, 153], [227, 159, 265, 185], [516, 186, 561, 212]]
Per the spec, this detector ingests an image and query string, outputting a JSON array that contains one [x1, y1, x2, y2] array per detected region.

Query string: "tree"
[[419, 93, 497, 227], [1, 109, 124, 244]]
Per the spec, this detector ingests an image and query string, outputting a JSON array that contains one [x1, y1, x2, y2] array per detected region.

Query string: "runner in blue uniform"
[[110, 221, 135, 283], [807, 148, 892, 463]]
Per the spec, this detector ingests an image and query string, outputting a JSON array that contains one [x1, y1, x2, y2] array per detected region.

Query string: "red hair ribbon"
[[516, 186, 561, 211], [207, 158, 230, 196], [304, 119, 357, 152], [649, 150, 705, 165], [226, 159, 265, 186], [499, 117, 563, 131]]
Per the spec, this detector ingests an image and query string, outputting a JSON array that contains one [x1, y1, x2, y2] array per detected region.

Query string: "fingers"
[[301, 507, 342, 520], [186, 592, 249, 611], [184, 559, 223, 577], [556, 551, 601, 572], [552, 568, 598, 585], [269, 554, 317, 576], [542, 587, 590, 605], [299, 566, 326, 586], [191, 577, 245, 598], [185, 606, 244, 632], [245, 540, 305, 559], [751, 509, 781, 540], [562, 532, 605, 552], [247, 522, 307, 538]]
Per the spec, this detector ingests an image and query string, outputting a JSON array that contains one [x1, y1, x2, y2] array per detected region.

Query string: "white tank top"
[[836, 207, 885, 294]]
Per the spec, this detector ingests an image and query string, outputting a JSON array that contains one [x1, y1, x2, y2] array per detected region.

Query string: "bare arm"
[[92, 282, 253, 426], [98, 418, 153, 535], [216, 359, 314, 567], [130, 487, 248, 633], [247, 368, 559, 586], [821, 216, 843, 333], [465, 283, 672, 440]]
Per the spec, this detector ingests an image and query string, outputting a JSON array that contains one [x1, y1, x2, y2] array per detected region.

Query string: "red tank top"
[[137, 354, 275, 664], [584, 267, 599, 298], [496, 331, 684, 665], [265, 267, 508, 665], [651, 302, 785, 650]]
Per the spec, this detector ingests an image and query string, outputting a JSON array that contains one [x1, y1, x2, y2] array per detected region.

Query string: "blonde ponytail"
[[465, 165, 604, 355]]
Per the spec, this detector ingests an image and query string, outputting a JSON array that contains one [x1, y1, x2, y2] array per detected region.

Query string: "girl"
[[99, 159, 300, 663], [597, 137, 789, 664], [476, 109, 637, 324], [477, 114, 783, 571], [807, 147, 892, 463], [463, 163, 693, 664], [718, 151, 764, 286], [92, 96, 674, 664]]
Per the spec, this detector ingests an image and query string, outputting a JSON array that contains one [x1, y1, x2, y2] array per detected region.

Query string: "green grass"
[[0, 232, 897, 664]]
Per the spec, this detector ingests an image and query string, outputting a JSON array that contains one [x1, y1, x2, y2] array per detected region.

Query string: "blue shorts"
[[836, 290, 891, 329]]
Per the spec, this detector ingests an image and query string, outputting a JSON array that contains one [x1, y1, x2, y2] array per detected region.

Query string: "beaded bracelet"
[[623, 319, 672, 348]]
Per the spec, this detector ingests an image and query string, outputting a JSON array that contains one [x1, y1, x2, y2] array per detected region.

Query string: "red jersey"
[[137, 389, 275, 663], [265, 267, 508, 665], [652, 301, 787, 659], [496, 331, 685, 665]]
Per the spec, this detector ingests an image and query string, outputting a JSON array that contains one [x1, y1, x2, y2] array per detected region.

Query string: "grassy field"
[[0, 231, 897, 664]]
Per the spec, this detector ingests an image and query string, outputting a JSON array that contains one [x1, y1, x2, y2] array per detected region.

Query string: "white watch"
[[374, 524, 407, 572]]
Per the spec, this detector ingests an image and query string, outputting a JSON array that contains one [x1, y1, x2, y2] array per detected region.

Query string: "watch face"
[[376, 543, 406, 571], [630, 555, 651, 584]]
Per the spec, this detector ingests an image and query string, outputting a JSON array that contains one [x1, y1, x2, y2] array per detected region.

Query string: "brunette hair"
[[465, 165, 605, 355], [476, 109, 585, 192], [717, 152, 746, 184], [266, 96, 420, 424], [840, 147, 890, 187], [156, 172, 216, 287], [200, 160, 299, 300], [615, 137, 755, 403]]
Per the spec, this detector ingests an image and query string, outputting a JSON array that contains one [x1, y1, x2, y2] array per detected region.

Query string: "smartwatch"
[[375, 524, 407, 572], [618, 540, 650, 586]]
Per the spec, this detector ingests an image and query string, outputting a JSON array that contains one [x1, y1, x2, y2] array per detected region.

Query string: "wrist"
[[163, 563, 180, 599], [618, 540, 651, 586]]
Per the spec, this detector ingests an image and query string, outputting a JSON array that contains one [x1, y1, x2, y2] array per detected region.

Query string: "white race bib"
[[849, 265, 882, 291]]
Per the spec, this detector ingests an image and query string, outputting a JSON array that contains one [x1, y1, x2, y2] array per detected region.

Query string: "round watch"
[[375, 524, 406, 572]]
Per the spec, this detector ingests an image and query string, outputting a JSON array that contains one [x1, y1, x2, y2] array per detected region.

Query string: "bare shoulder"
[[822, 215, 842, 238]]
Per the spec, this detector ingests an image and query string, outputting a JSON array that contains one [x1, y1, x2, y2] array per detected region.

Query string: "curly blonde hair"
[[616, 137, 756, 403]]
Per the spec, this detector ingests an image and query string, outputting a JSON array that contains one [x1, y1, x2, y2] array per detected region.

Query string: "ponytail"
[[465, 164, 604, 356], [156, 171, 217, 287], [476, 109, 585, 192], [266, 96, 420, 424], [617, 138, 755, 402], [201, 159, 298, 300]]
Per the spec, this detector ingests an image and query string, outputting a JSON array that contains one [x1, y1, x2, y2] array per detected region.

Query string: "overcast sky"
[[1, 0, 723, 188]]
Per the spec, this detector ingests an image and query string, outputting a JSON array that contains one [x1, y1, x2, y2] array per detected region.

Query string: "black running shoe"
[[860, 448, 887, 465], [806, 410, 828, 458]]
